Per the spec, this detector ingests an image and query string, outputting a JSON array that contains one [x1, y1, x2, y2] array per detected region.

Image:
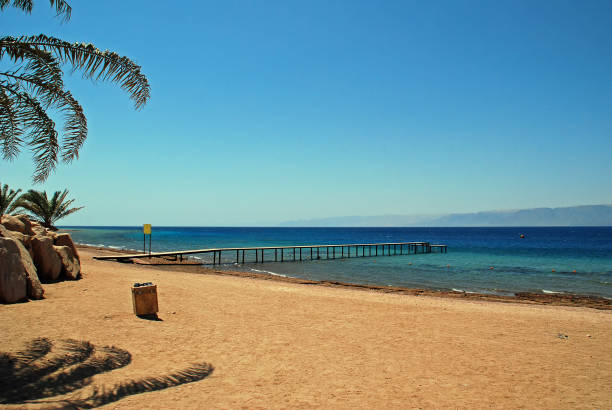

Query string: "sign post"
[[143, 224, 152, 256]]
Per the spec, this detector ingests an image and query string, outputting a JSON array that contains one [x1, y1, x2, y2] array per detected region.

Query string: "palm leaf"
[[1, 70, 87, 163], [0, 0, 71, 21], [3, 35, 150, 110], [0, 88, 24, 160], [2, 82, 58, 183]]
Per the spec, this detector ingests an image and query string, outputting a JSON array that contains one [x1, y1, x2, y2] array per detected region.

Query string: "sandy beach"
[[1, 247, 611, 409]]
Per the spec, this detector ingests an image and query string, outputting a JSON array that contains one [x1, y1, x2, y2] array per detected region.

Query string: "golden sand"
[[1, 247, 611, 408]]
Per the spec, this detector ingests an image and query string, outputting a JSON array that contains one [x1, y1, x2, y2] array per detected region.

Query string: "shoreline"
[[80, 244, 612, 310]]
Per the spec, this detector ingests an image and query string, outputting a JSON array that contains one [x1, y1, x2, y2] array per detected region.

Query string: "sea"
[[63, 226, 612, 299]]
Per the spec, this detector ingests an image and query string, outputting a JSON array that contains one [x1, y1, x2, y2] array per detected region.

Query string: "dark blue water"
[[64, 226, 612, 298]]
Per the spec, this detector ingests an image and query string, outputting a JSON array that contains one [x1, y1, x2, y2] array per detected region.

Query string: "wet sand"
[[1, 247, 611, 408]]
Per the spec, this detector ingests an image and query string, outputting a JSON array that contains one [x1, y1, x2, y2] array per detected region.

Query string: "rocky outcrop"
[[0, 237, 28, 303], [31, 235, 62, 281], [55, 233, 80, 263], [0, 215, 81, 303], [54, 245, 80, 280]]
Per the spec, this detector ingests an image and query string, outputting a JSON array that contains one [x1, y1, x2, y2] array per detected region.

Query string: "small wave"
[[250, 268, 287, 278], [452, 288, 476, 294], [542, 289, 564, 294]]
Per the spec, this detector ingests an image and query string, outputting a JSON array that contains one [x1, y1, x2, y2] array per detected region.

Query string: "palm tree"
[[1, 0, 150, 182], [0, 182, 22, 215], [16, 189, 83, 229]]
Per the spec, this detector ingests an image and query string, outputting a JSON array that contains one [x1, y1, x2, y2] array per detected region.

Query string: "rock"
[[31, 235, 62, 281], [0, 225, 31, 253], [14, 214, 34, 235], [16, 241, 44, 299], [7, 230, 29, 244], [7, 234, 42, 299], [31, 224, 49, 236], [0, 224, 12, 238], [54, 245, 80, 280], [0, 237, 27, 303], [29, 222, 57, 239], [11, 231, 35, 261], [1, 214, 31, 235], [54, 233, 80, 263], [3, 229, 31, 250], [0, 225, 44, 299]]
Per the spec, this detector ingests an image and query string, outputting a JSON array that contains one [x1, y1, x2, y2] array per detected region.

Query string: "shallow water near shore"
[[64, 226, 612, 298]]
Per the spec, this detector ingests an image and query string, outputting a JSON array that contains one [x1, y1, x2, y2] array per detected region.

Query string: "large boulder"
[[0, 224, 35, 261], [54, 245, 80, 280], [0, 237, 28, 303], [31, 235, 62, 281], [54, 233, 80, 263], [1, 214, 33, 235], [0, 225, 43, 298]]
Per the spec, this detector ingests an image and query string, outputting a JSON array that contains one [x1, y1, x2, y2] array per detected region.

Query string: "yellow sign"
[[143, 224, 152, 234]]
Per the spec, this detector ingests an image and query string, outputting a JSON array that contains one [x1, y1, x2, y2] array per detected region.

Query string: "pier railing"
[[94, 241, 447, 265]]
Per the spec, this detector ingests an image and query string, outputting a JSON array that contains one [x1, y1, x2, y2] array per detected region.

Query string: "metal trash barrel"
[[131, 282, 158, 316]]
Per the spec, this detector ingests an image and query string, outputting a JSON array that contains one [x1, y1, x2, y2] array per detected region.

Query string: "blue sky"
[[2, 0, 611, 226]]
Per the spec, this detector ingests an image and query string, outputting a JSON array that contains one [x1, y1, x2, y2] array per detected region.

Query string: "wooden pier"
[[94, 241, 447, 265]]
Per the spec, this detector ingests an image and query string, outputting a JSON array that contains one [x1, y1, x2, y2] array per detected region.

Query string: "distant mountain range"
[[278, 205, 612, 227]]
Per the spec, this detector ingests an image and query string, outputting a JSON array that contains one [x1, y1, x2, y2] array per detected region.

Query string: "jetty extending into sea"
[[94, 241, 447, 265]]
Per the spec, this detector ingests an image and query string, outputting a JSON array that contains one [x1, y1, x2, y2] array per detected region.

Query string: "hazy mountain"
[[278, 205, 612, 227]]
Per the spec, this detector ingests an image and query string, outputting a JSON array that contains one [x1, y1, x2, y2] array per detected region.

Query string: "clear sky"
[[2, 0, 611, 226]]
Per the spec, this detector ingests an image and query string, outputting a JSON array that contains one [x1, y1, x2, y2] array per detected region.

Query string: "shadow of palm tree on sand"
[[0, 338, 213, 408]]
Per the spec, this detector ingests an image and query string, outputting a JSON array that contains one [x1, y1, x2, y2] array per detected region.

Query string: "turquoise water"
[[65, 226, 612, 298]]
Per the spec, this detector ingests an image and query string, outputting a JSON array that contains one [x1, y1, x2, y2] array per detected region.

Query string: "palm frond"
[[0, 183, 22, 215], [51, 190, 83, 221], [54, 205, 82, 222], [0, 88, 24, 160], [0, 0, 32, 13], [1, 71, 88, 162], [6, 189, 22, 214], [2, 82, 58, 183], [0, 43, 63, 166], [0, 0, 71, 21], [48, 0, 71, 20], [4, 35, 150, 109], [0, 40, 64, 90]]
